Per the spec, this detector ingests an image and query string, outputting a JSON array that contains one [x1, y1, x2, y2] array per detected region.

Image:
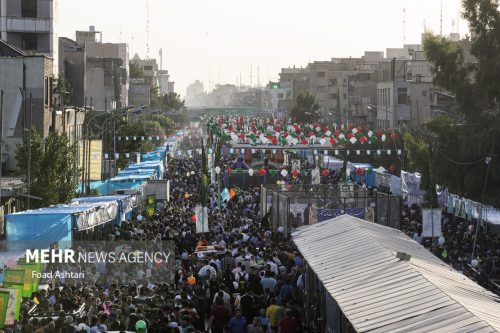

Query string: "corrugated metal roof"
[[292, 215, 500, 333]]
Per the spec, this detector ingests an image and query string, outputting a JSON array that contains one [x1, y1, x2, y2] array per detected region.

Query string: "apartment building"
[[0, 0, 58, 74]]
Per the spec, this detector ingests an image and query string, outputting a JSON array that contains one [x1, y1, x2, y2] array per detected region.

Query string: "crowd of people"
[[400, 202, 500, 293], [9, 136, 309, 333]]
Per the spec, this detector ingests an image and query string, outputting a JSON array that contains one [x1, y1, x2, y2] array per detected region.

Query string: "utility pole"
[[472, 138, 496, 259], [27, 94, 32, 209]]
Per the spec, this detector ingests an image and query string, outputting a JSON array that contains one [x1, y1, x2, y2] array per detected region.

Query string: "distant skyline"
[[59, 0, 469, 97]]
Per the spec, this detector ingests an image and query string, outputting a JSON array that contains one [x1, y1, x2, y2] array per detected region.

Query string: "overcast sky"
[[59, 0, 468, 97]]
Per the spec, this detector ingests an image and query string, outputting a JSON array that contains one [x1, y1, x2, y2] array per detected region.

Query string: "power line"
[[435, 149, 485, 165]]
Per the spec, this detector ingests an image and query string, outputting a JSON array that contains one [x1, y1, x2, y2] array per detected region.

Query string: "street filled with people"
[[12, 136, 308, 333]]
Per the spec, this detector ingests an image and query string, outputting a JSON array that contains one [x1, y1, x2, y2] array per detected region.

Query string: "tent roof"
[[293, 215, 500, 332]]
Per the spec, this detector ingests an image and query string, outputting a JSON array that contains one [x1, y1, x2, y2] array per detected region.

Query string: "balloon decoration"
[[184, 193, 190, 199], [389, 164, 396, 174], [191, 214, 197, 222], [438, 237, 446, 246], [356, 168, 364, 176], [137, 215, 143, 222], [248, 168, 254, 176], [187, 276, 196, 286], [258, 168, 267, 176], [280, 169, 288, 177], [321, 169, 330, 177], [292, 169, 299, 178], [367, 167, 373, 174], [471, 259, 479, 268]]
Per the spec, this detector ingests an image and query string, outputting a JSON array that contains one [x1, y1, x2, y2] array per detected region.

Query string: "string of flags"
[[115, 135, 201, 141]]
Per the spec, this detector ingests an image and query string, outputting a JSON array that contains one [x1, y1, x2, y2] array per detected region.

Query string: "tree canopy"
[[16, 129, 78, 208], [408, 0, 500, 206], [290, 92, 319, 123]]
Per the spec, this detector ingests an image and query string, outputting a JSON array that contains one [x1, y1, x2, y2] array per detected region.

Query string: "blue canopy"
[[110, 175, 152, 182], [118, 169, 156, 177]]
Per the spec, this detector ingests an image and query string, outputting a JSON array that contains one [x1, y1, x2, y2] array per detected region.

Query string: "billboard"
[[79, 140, 103, 181]]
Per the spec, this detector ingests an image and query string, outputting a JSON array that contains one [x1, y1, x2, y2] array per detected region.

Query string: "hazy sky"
[[59, 0, 468, 97]]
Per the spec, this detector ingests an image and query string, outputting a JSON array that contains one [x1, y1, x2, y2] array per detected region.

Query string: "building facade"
[[129, 78, 150, 107], [0, 40, 54, 170], [0, 0, 59, 74], [185, 80, 205, 108]]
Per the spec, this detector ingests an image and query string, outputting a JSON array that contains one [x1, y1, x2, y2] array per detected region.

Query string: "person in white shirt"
[[266, 257, 278, 275]]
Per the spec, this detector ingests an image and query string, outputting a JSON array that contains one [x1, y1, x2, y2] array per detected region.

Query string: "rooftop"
[[293, 215, 500, 332]]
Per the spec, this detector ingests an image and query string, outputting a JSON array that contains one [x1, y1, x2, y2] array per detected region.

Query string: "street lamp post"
[[215, 166, 221, 210]]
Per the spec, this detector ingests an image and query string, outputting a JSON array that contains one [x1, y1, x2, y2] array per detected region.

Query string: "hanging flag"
[[104, 153, 108, 159], [125, 153, 130, 158], [221, 188, 230, 202], [114, 153, 119, 159], [387, 150, 392, 155], [141, 136, 145, 141], [133, 137, 137, 141], [118, 137, 121, 141]]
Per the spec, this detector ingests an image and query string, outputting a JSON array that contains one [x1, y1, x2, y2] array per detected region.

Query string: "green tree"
[[15, 129, 78, 208], [291, 92, 319, 122], [418, 0, 500, 205], [161, 92, 185, 110]]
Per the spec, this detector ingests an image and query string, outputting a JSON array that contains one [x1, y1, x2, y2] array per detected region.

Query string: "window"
[[422, 89, 427, 97], [329, 79, 337, 86], [143, 65, 153, 71], [329, 93, 338, 100], [397, 87, 408, 105], [317, 86, 325, 92], [317, 71, 325, 78], [318, 100, 324, 107], [21, 33, 37, 51], [21, 0, 37, 18], [343, 93, 347, 100], [277, 93, 284, 99]]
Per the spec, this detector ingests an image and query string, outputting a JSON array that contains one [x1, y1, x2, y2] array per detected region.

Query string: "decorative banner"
[[0, 288, 17, 326], [146, 194, 156, 205], [195, 205, 209, 233], [317, 208, 366, 223], [422, 209, 442, 237], [0, 291, 10, 329], [145, 204, 155, 217]]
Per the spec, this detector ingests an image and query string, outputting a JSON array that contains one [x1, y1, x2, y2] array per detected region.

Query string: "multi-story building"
[[131, 54, 157, 77], [129, 78, 150, 107], [278, 67, 310, 117], [157, 70, 170, 95], [185, 80, 205, 108], [58, 37, 86, 107], [308, 58, 363, 125], [0, 40, 54, 171], [0, 0, 59, 74], [268, 81, 291, 117]]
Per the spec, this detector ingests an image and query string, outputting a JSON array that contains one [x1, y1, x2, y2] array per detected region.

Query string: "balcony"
[[6, 17, 51, 33]]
